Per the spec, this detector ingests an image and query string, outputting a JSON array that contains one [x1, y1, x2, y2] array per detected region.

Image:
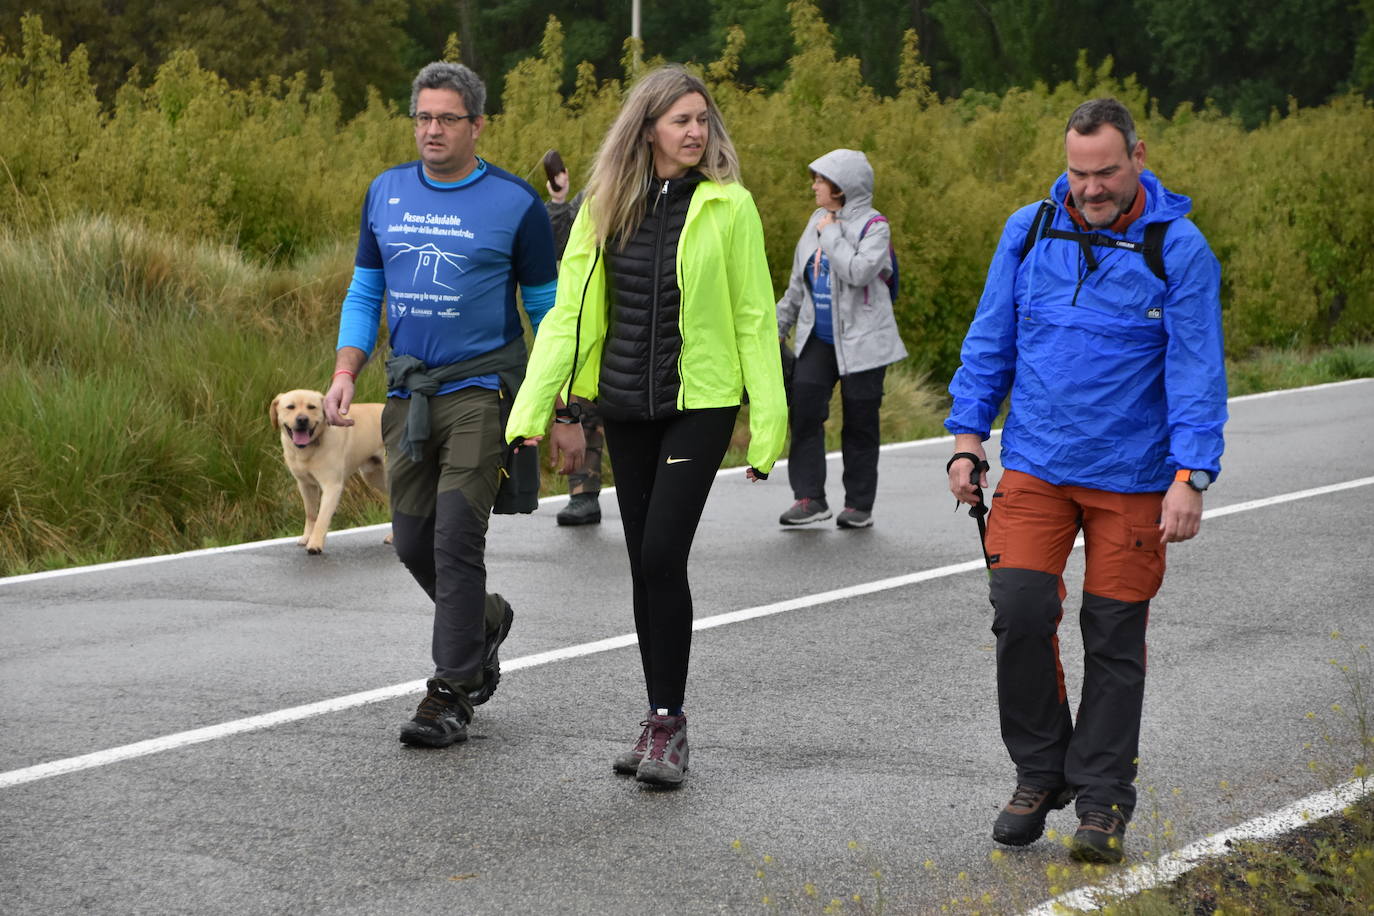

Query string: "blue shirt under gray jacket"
[[945, 169, 1227, 493]]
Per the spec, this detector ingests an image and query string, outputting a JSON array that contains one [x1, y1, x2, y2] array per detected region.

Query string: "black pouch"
[[492, 439, 540, 515]]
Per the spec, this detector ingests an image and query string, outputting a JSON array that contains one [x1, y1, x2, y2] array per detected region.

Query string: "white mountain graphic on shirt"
[[387, 242, 468, 290]]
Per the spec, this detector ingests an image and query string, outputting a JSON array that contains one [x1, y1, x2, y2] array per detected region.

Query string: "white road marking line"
[[6, 378, 1367, 588], [1227, 376, 1371, 402], [1022, 778, 1374, 915], [3, 477, 1369, 791], [1203, 477, 1374, 517]]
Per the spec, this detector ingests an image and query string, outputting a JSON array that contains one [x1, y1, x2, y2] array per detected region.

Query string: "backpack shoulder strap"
[[1143, 220, 1170, 283], [857, 215, 894, 304], [1018, 200, 1055, 262], [859, 214, 888, 238]]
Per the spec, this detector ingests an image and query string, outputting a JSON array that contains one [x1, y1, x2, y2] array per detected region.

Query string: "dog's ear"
[[269, 394, 282, 429]]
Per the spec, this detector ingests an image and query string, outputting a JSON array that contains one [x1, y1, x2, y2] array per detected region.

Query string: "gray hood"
[[809, 149, 874, 211]]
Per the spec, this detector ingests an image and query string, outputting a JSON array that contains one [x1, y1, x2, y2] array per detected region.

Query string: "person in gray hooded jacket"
[[776, 148, 907, 528]]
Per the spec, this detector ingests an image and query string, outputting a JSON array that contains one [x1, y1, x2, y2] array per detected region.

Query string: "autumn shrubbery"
[[1, 3, 1372, 573], [6, 7, 1372, 361]]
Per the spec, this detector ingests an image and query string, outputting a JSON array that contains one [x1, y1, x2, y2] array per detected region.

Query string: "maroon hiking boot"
[[635, 713, 688, 787], [613, 720, 652, 775]]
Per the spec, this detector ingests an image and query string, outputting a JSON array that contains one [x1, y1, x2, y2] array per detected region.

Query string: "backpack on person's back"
[[859, 214, 900, 305]]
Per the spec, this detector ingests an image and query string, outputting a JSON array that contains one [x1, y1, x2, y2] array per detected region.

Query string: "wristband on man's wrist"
[[332, 368, 357, 381], [946, 451, 989, 475], [553, 403, 582, 425]]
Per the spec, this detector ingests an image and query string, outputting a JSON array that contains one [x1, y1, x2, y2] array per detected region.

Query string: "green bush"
[[6, 7, 1372, 363], [2, 4, 1372, 574]]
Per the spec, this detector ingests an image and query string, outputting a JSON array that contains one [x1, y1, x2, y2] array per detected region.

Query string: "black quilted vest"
[[598, 172, 703, 421]]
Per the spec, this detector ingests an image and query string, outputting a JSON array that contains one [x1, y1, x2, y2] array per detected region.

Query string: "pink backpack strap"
[[859, 215, 890, 304]]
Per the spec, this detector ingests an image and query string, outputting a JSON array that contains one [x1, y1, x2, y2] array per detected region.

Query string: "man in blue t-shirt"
[[323, 61, 579, 749]]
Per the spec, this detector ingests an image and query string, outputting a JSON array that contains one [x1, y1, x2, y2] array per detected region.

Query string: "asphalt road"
[[2, 379, 1371, 914]]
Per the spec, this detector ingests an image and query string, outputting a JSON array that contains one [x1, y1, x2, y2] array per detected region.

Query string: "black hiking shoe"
[[992, 784, 1074, 846], [1070, 810, 1127, 864], [399, 679, 469, 748], [468, 598, 515, 706], [556, 492, 601, 526]]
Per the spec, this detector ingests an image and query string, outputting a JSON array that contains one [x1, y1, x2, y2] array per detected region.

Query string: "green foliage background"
[[2, 3, 1373, 574], [7, 0, 1371, 128]]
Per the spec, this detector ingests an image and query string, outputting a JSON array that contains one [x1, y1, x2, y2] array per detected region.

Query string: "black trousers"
[[786, 338, 886, 511], [603, 407, 739, 710]]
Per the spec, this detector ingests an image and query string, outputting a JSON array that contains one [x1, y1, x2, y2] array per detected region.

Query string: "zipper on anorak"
[[648, 178, 669, 420], [1071, 263, 1088, 307]]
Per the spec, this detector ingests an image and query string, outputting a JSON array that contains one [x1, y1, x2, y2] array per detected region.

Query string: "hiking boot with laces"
[[399, 679, 470, 748], [635, 713, 688, 787], [992, 783, 1074, 846], [836, 507, 873, 528], [468, 597, 515, 706], [556, 492, 602, 526], [1070, 810, 1127, 864], [612, 720, 653, 775], [779, 497, 831, 525]]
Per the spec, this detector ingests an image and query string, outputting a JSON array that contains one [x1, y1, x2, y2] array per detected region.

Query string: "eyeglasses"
[[413, 112, 479, 129]]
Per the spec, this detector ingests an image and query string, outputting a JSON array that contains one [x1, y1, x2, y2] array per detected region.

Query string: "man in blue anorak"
[[945, 98, 1227, 864]]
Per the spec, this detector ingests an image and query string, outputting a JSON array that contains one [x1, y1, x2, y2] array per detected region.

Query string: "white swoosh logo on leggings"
[[665, 457, 692, 464]]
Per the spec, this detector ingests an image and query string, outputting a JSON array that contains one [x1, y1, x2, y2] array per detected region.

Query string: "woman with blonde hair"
[[507, 66, 786, 787]]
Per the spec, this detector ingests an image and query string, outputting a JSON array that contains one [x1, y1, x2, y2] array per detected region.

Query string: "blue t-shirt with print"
[[342, 159, 557, 395], [806, 251, 835, 344]]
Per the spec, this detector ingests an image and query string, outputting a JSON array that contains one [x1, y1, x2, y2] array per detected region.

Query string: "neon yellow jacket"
[[506, 179, 787, 474]]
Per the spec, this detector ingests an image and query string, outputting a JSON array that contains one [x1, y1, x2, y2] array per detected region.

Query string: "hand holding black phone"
[[543, 149, 566, 193]]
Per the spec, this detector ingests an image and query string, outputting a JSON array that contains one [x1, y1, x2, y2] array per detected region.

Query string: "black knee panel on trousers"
[[989, 567, 1074, 791], [391, 510, 438, 601], [1069, 591, 1149, 820], [990, 567, 1063, 642]]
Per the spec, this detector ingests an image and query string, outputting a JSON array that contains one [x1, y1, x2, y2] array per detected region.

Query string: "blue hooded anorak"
[[945, 169, 1226, 493]]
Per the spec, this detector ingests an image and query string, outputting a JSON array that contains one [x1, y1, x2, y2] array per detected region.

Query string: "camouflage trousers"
[[568, 399, 604, 496]]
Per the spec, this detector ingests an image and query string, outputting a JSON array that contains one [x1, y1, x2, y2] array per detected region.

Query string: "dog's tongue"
[[292, 428, 312, 446]]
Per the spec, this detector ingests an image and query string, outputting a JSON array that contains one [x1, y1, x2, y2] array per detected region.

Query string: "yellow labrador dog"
[[270, 389, 390, 554]]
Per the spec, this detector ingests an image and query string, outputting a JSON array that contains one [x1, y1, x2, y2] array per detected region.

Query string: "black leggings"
[[603, 407, 739, 710]]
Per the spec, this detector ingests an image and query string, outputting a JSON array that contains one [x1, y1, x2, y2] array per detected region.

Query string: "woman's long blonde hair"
[[585, 66, 741, 250]]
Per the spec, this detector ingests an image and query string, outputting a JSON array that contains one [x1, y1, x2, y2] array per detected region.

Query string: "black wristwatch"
[[1175, 468, 1212, 492], [553, 403, 582, 425]]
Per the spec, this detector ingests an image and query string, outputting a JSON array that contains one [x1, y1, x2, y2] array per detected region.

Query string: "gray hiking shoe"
[[635, 713, 688, 787], [556, 492, 601, 526], [836, 507, 873, 528], [613, 720, 653, 775], [779, 498, 831, 525]]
